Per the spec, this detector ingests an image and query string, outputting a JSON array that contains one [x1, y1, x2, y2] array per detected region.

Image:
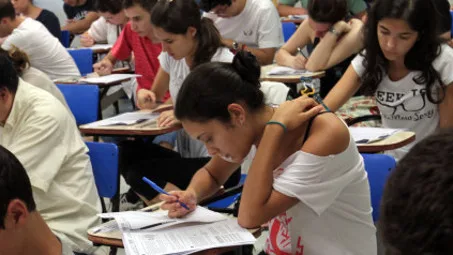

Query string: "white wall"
[[34, 0, 66, 25]]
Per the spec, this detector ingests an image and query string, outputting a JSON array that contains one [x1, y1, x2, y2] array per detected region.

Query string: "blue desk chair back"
[[361, 153, 396, 222], [86, 142, 120, 212], [67, 48, 93, 76], [60, 30, 70, 48], [206, 174, 246, 210], [56, 84, 99, 126], [450, 10, 453, 37], [282, 22, 297, 42]]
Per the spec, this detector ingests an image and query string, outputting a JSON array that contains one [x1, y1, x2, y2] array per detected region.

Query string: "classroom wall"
[[34, 0, 66, 25]]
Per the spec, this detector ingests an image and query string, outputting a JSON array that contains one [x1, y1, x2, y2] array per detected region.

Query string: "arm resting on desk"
[[62, 12, 99, 34]]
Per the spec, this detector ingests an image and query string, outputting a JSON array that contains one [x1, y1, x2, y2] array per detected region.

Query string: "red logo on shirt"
[[265, 213, 303, 255]]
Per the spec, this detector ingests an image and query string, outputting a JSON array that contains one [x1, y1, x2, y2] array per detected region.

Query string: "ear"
[[227, 103, 246, 126], [4, 199, 29, 229], [187, 26, 197, 38], [0, 88, 10, 102]]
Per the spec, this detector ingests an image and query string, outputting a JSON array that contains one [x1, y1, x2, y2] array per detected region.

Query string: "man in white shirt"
[[0, 54, 104, 255], [201, 0, 283, 65], [0, 0, 81, 79]]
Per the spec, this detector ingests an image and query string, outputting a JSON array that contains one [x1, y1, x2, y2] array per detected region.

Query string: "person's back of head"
[[94, 0, 123, 14], [0, 53, 19, 94], [175, 50, 264, 123], [0, 0, 16, 37], [380, 128, 453, 254], [307, 0, 348, 23], [199, 0, 232, 13], [0, 46, 30, 75], [151, 0, 223, 67]]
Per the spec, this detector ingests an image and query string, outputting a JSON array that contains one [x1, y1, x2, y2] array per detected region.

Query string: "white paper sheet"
[[79, 74, 141, 84], [122, 219, 256, 255], [84, 44, 113, 51], [83, 112, 159, 127], [349, 127, 403, 144], [99, 206, 228, 231], [266, 66, 307, 75]]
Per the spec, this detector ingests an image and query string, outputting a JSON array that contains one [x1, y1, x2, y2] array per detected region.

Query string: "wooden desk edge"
[[79, 125, 181, 136], [357, 132, 416, 153]]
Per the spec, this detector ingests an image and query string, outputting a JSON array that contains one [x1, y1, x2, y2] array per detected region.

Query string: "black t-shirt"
[[36, 9, 61, 39], [63, 0, 94, 20]]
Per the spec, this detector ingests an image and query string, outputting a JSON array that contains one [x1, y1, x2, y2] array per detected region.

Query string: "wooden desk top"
[[357, 131, 416, 153], [281, 15, 306, 24], [260, 64, 325, 83]]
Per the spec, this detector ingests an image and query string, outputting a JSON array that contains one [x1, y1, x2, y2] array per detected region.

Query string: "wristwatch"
[[232, 41, 240, 50], [328, 26, 341, 37]]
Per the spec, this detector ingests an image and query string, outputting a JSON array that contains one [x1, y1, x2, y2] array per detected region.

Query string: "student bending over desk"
[[0, 145, 75, 255], [160, 52, 377, 255], [275, 0, 364, 98], [322, 0, 453, 161]]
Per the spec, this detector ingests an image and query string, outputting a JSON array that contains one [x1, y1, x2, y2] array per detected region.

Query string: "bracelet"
[[328, 26, 342, 37], [266, 121, 287, 133]]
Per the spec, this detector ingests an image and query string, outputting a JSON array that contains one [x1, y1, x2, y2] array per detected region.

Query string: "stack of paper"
[[349, 127, 403, 144], [267, 66, 307, 76], [79, 74, 141, 84], [99, 206, 256, 255], [83, 111, 159, 127]]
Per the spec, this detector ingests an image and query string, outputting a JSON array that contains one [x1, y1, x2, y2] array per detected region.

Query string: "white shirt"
[[352, 45, 453, 160], [0, 80, 102, 254], [21, 67, 70, 110], [264, 134, 376, 255], [203, 0, 283, 49], [2, 18, 80, 79], [158, 47, 234, 158], [87, 17, 121, 45]]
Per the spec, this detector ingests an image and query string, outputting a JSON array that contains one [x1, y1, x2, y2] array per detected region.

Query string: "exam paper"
[[79, 74, 141, 84], [267, 66, 307, 75], [84, 44, 113, 51], [83, 112, 159, 127], [122, 219, 256, 255], [349, 127, 403, 144], [99, 206, 228, 231]]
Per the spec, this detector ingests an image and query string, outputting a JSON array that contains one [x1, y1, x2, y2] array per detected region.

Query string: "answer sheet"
[[122, 219, 256, 255], [349, 127, 403, 144], [79, 74, 141, 84], [83, 111, 159, 127]]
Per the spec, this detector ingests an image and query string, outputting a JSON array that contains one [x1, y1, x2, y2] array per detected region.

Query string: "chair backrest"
[[361, 153, 396, 222], [67, 48, 93, 76], [60, 30, 70, 48], [56, 84, 99, 125], [86, 142, 119, 199], [282, 22, 297, 42], [450, 10, 453, 37]]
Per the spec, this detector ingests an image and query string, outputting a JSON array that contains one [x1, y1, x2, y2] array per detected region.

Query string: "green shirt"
[[279, 0, 367, 15]]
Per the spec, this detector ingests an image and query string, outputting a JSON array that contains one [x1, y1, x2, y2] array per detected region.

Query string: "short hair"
[[0, 145, 37, 229], [93, 0, 123, 14], [122, 0, 157, 12], [198, 0, 232, 12], [0, 0, 16, 20], [307, 0, 348, 23], [380, 128, 453, 254], [0, 54, 19, 93]]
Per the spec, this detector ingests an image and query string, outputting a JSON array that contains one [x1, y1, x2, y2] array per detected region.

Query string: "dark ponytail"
[[151, 0, 223, 68], [175, 51, 264, 123]]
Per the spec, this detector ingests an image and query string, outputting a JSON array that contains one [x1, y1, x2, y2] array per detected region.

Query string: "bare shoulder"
[[302, 112, 350, 156]]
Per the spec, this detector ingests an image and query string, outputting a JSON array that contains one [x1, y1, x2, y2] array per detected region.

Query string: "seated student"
[[323, 0, 453, 161], [0, 0, 80, 79], [0, 145, 75, 255], [62, 0, 99, 35], [119, 0, 240, 208], [0, 46, 69, 109], [277, 0, 368, 20], [199, 0, 283, 65], [93, 0, 162, 100], [11, 0, 61, 39], [160, 51, 377, 254], [80, 0, 128, 47], [0, 55, 104, 254], [275, 0, 364, 98], [380, 129, 453, 254]]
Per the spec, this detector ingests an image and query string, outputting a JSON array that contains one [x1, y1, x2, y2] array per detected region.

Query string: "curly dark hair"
[[360, 0, 445, 104], [380, 128, 453, 254]]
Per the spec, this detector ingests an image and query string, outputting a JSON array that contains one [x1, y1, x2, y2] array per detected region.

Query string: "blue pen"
[[142, 177, 190, 210]]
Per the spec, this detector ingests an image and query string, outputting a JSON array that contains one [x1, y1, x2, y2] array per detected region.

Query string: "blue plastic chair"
[[206, 174, 246, 210], [60, 30, 70, 48], [361, 153, 396, 222], [67, 48, 94, 76], [282, 22, 297, 42], [450, 10, 453, 37], [56, 84, 99, 126], [86, 142, 120, 212]]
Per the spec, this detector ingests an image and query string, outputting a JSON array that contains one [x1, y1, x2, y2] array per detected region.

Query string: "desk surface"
[[260, 64, 325, 83], [357, 131, 415, 153], [54, 75, 134, 87]]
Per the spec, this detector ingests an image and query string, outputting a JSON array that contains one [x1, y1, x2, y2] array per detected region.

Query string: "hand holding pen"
[[291, 47, 308, 70], [136, 89, 159, 110]]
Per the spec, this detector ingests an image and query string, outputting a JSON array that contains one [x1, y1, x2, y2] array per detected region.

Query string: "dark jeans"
[[119, 139, 241, 200]]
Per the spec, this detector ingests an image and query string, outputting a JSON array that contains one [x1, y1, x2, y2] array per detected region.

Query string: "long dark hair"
[[307, 0, 348, 23], [175, 51, 264, 123], [361, 0, 445, 104], [150, 0, 223, 68]]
